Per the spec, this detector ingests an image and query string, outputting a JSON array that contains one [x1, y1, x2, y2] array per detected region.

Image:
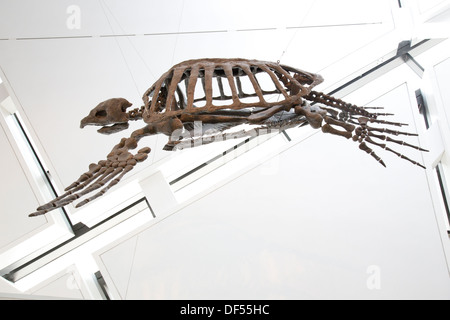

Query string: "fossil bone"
[[80, 98, 132, 134], [29, 58, 428, 217]]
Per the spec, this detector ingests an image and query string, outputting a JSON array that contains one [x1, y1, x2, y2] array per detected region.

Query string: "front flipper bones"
[[29, 130, 152, 217]]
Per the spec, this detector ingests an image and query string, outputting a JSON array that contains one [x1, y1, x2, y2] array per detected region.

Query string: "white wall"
[[0, 84, 74, 282], [0, 119, 45, 248]]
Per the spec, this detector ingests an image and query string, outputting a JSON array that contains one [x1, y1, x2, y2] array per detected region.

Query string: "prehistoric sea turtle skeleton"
[[30, 58, 427, 216]]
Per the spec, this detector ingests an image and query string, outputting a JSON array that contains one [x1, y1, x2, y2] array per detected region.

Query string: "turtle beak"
[[80, 116, 90, 129]]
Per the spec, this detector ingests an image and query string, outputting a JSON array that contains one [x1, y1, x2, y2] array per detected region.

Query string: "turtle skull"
[[80, 98, 132, 135]]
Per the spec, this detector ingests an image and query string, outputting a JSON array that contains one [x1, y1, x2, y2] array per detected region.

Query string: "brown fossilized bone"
[[29, 58, 427, 217]]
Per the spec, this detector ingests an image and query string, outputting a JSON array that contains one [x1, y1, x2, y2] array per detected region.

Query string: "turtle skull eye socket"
[[95, 110, 107, 117]]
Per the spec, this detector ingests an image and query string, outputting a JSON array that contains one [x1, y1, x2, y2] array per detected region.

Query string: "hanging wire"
[[171, 0, 186, 65], [99, 0, 156, 80], [278, 0, 317, 64], [98, 0, 160, 163], [98, 0, 142, 97], [275, 0, 316, 122]]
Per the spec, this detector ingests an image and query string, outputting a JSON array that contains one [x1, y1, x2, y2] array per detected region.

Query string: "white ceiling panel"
[[122, 34, 180, 87], [0, 121, 46, 248], [101, 0, 185, 35], [282, 23, 394, 73], [0, 0, 111, 39], [0, 0, 393, 39], [417, 0, 448, 15], [171, 30, 291, 64], [176, 0, 390, 32], [302, 0, 392, 26], [177, 0, 315, 32]]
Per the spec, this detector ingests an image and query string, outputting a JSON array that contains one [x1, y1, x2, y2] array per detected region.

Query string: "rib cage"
[[142, 58, 323, 124]]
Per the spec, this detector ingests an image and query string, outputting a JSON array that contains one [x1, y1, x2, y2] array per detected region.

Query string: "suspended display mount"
[[29, 58, 428, 217]]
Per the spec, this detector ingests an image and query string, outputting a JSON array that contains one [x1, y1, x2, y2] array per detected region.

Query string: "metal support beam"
[[327, 38, 444, 99], [402, 53, 425, 78], [397, 40, 425, 78]]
